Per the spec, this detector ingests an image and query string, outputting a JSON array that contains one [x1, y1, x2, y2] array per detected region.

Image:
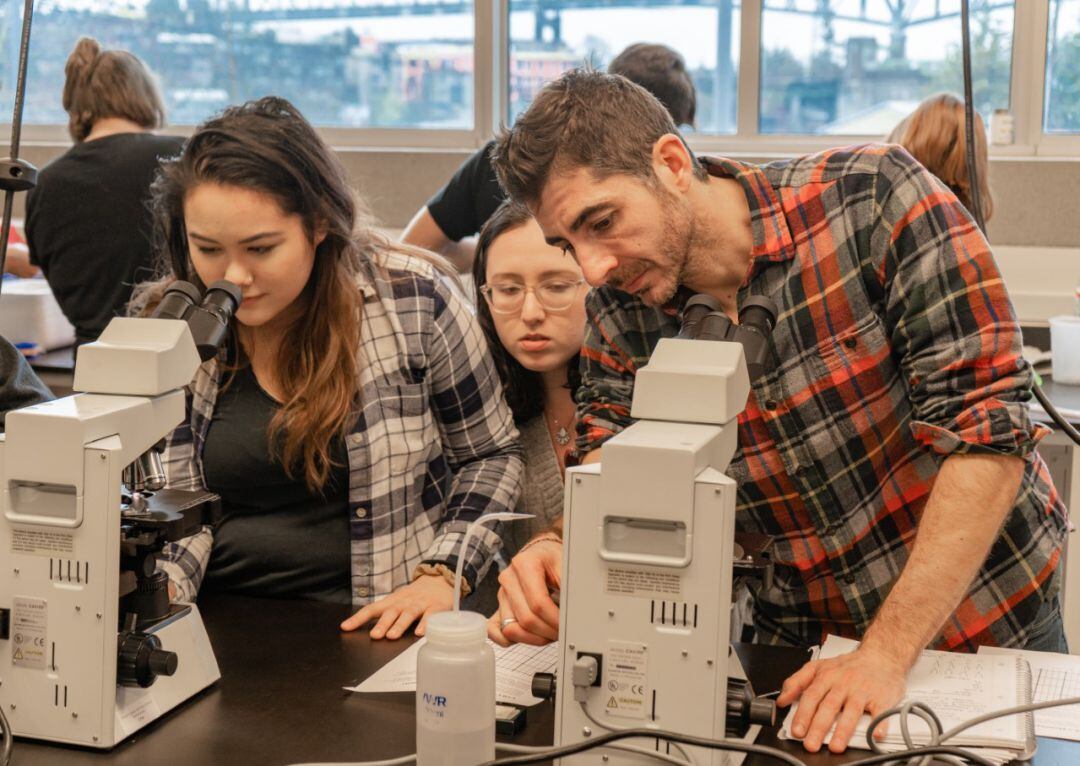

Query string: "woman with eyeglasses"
[[472, 202, 587, 642]]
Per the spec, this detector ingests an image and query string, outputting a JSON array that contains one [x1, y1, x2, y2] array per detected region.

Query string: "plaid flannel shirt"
[[577, 144, 1068, 650], [157, 250, 523, 605]]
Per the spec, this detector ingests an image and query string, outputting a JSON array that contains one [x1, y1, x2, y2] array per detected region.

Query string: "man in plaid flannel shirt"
[[487, 70, 1070, 754]]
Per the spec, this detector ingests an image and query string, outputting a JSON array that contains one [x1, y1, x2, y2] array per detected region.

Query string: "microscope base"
[[112, 603, 221, 747]]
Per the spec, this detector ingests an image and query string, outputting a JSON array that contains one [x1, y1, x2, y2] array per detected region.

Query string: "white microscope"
[[552, 294, 780, 765], [0, 280, 240, 748]]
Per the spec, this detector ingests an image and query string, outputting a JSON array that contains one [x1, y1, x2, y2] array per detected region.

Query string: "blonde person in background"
[[887, 92, 994, 224], [25, 37, 184, 345]]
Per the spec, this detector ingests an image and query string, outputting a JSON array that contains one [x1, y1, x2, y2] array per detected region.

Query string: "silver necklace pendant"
[[554, 425, 571, 446]]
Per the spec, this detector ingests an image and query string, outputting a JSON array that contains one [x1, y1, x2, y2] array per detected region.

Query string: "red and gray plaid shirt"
[[576, 144, 1068, 650]]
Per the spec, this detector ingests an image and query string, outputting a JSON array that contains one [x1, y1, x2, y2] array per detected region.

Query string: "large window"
[[759, 0, 1013, 136], [0, 0, 475, 129], [1045, 0, 1080, 133], [507, 0, 739, 134], [1, 2, 1077, 154]]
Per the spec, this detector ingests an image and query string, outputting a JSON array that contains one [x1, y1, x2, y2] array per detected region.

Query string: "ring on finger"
[[500, 617, 518, 630]]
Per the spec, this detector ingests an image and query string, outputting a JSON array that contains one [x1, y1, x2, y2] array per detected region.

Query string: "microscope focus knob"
[[117, 631, 179, 688], [531, 672, 556, 701], [725, 677, 780, 736], [749, 695, 777, 727], [149, 647, 179, 677]]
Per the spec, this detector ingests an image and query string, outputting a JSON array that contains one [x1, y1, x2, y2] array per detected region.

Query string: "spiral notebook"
[[779, 635, 1035, 765]]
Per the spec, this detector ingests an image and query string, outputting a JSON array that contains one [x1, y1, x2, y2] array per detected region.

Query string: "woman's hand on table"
[[340, 575, 455, 639]]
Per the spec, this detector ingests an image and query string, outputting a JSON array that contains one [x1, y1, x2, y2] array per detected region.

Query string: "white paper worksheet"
[[347, 639, 558, 707], [979, 645, 1080, 741]]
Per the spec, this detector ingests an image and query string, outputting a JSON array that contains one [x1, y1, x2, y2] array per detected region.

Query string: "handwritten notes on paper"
[[779, 634, 1030, 765]]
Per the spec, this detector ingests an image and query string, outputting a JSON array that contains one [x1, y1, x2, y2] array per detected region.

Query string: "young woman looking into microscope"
[[138, 97, 522, 639]]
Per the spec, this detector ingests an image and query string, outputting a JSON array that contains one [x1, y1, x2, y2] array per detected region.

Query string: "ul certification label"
[[12, 597, 48, 669], [603, 641, 648, 719], [604, 565, 682, 600]]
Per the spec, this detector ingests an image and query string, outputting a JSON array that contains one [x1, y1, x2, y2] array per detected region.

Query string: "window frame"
[[1, 0, 1077, 156], [1037, 0, 1080, 154]]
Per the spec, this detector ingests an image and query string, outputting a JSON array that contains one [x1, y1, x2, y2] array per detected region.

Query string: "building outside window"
[[759, 0, 1014, 136], [0, 0, 476, 129], [0, 1, 1076, 149], [507, 0, 740, 134]]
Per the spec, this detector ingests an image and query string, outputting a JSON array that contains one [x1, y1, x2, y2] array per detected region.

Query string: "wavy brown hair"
[[887, 93, 994, 223], [144, 97, 441, 493], [63, 37, 166, 143]]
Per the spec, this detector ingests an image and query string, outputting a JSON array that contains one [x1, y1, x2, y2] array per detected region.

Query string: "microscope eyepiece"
[[737, 295, 779, 336], [202, 280, 243, 320], [678, 294, 722, 340], [151, 280, 202, 321], [186, 280, 242, 361]]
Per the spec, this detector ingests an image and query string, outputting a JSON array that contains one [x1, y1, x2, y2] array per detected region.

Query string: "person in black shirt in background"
[[25, 37, 184, 346], [400, 42, 698, 271]]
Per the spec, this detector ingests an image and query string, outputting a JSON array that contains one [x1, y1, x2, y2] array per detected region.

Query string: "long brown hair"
[[887, 93, 994, 222], [63, 37, 166, 143], [146, 97, 370, 493]]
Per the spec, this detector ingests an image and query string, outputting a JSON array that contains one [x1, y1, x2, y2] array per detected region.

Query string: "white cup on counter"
[[1050, 315, 1080, 384]]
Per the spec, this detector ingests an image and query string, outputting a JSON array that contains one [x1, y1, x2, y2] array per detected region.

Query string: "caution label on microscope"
[[12, 596, 48, 669], [602, 641, 648, 720]]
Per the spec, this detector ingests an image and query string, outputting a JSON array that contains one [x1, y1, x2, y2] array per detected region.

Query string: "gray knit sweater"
[[502, 415, 564, 558]]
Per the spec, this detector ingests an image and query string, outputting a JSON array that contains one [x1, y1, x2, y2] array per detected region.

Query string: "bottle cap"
[[426, 610, 487, 646]]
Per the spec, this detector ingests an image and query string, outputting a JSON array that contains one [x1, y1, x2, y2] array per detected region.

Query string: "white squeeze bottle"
[[415, 512, 531, 766], [416, 610, 495, 765]]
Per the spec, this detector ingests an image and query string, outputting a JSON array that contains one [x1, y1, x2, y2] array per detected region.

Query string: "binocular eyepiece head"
[[679, 294, 778, 341], [678, 293, 779, 383], [152, 280, 243, 361]]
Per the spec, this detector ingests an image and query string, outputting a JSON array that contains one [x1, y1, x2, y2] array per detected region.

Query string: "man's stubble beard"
[[646, 191, 695, 307]]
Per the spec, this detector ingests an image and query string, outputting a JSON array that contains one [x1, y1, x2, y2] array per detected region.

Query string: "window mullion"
[[492, 0, 509, 137], [1011, 0, 1049, 151], [474, 0, 494, 147], [737, 0, 762, 140]]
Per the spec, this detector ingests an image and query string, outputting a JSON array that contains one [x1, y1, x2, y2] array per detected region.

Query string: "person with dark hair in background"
[[489, 69, 1067, 753], [400, 42, 697, 271], [138, 96, 522, 640], [468, 202, 588, 644], [887, 93, 993, 224], [25, 37, 184, 345]]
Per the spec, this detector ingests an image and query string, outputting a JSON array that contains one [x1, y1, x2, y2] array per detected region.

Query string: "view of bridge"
[[1, 1, 1020, 132]]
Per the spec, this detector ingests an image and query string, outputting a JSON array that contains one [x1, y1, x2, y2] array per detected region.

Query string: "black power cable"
[[478, 727, 809, 766], [959, 0, 1080, 446]]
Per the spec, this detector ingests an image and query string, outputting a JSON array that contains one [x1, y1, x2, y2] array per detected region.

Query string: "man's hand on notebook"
[[776, 644, 907, 753]]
